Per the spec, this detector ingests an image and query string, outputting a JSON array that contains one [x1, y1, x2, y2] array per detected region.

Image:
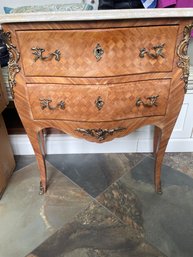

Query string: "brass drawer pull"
[[139, 44, 165, 59], [75, 127, 126, 141], [95, 96, 104, 110], [136, 95, 159, 107], [39, 98, 65, 110], [32, 47, 61, 62], [93, 43, 104, 61]]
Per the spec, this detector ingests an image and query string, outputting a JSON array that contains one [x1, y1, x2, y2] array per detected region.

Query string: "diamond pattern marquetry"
[[27, 80, 170, 122], [17, 26, 178, 77]]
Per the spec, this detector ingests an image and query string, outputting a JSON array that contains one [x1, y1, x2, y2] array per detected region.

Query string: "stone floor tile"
[[26, 201, 165, 257], [46, 153, 146, 197], [97, 157, 193, 257], [0, 162, 91, 257], [14, 155, 36, 171], [163, 152, 193, 178]]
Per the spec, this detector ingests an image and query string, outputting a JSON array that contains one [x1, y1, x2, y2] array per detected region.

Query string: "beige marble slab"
[[0, 8, 193, 24]]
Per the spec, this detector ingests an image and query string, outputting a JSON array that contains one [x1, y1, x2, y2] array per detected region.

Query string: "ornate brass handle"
[[39, 98, 65, 110], [136, 95, 159, 107], [32, 47, 61, 62], [139, 44, 165, 59], [95, 96, 104, 110], [75, 127, 126, 141], [93, 43, 104, 61]]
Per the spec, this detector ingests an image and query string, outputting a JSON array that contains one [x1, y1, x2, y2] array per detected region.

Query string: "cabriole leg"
[[154, 126, 174, 194], [26, 128, 47, 194], [153, 126, 161, 157]]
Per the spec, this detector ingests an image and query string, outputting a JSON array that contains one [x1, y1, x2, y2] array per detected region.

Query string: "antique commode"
[[1, 9, 193, 194]]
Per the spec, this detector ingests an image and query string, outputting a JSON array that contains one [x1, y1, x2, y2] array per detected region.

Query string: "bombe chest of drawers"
[[1, 9, 193, 194]]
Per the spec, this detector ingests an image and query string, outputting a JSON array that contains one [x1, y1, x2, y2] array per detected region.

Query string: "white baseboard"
[[9, 133, 193, 155], [9, 134, 34, 155]]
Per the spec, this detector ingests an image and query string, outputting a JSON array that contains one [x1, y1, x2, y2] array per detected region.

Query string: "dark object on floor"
[[2, 102, 26, 134], [0, 31, 9, 67], [98, 0, 144, 9], [0, 114, 15, 199], [0, 71, 15, 199]]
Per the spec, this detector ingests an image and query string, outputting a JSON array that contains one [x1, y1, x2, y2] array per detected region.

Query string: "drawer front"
[[27, 79, 170, 122], [17, 25, 178, 77]]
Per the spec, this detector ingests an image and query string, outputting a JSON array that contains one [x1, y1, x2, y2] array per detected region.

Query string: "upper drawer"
[[26, 79, 170, 122], [17, 25, 178, 77]]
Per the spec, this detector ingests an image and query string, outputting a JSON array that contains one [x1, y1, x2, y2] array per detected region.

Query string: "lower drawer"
[[27, 79, 170, 122]]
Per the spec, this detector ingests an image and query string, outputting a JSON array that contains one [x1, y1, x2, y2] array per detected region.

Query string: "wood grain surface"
[[27, 80, 170, 122], [17, 25, 178, 77], [2, 18, 192, 194]]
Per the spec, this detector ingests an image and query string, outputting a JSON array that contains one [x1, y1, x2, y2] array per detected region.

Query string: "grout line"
[[147, 153, 185, 174], [130, 154, 151, 170], [94, 154, 149, 202], [43, 161, 98, 224], [46, 160, 96, 201], [46, 154, 150, 203], [22, 153, 155, 226], [14, 159, 37, 173]]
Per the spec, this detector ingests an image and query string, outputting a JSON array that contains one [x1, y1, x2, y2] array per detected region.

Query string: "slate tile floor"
[[1, 153, 193, 257]]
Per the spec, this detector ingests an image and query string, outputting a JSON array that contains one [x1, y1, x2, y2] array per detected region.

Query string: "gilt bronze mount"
[[2, 31, 21, 98], [95, 96, 104, 110], [39, 98, 65, 110], [139, 44, 165, 59], [32, 47, 61, 62], [136, 95, 159, 107], [177, 23, 193, 92], [93, 43, 104, 61], [75, 127, 126, 141]]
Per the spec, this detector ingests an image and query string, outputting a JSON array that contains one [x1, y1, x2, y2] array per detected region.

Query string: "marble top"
[[0, 8, 193, 24]]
